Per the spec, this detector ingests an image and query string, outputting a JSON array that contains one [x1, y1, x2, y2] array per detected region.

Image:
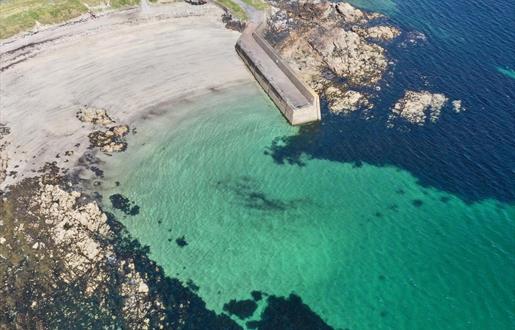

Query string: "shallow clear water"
[[99, 0, 515, 327], [100, 85, 514, 329]]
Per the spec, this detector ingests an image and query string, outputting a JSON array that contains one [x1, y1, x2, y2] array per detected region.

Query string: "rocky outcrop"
[[310, 28, 388, 87], [77, 106, 130, 153], [0, 170, 241, 328], [389, 90, 448, 125], [264, 0, 401, 114], [76, 107, 114, 126], [358, 25, 401, 41], [389, 91, 466, 126], [88, 125, 129, 153], [334, 2, 383, 24], [452, 99, 464, 112], [0, 172, 164, 327], [325, 86, 370, 113], [222, 11, 246, 32]]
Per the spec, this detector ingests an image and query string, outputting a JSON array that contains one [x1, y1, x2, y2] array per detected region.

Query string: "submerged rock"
[[248, 293, 332, 329], [176, 235, 188, 247], [251, 290, 263, 301], [223, 299, 257, 319], [109, 193, 140, 216]]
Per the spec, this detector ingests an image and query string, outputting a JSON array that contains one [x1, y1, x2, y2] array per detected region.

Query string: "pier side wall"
[[236, 42, 295, 123], [235, 25, 321, 125]]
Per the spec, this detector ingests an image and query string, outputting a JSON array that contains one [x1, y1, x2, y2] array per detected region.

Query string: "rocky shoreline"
[[0, 163, 333, 328], [264, 0, 400, 113], [262, 0, 465, 126], [0, 2, 335, 327]]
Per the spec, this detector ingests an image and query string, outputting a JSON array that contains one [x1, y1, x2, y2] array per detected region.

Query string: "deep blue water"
[[270, 0, 515, 203]]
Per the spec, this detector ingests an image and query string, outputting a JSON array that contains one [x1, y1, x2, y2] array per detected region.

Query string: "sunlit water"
[[99, 84, 514, 329], [98, 0, 514, 328]]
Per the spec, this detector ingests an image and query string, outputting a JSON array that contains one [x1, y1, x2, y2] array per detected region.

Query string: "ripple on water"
[[99, 85, 515, 329]]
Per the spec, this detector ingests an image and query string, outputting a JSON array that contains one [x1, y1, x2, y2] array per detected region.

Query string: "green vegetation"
[[215, 0, 247, 21], [0, 0, 140, 40], [240, 0, 267, 10]]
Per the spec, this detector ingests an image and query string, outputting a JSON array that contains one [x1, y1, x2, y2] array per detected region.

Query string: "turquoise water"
[[497, 67, 515, 80], [101, 85, 515, 329]]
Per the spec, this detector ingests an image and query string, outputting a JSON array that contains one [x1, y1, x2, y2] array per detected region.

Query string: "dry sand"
[[0, 2, 252, 189]]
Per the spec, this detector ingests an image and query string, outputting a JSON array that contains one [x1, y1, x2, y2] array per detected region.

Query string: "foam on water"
[[100, 85, 514, 329]]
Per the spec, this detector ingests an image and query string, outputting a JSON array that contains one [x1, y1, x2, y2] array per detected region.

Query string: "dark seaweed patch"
[[176, 236, 188, 248], [412, 199, 424, 207], [246, 320, 260, 329], [186, 279, 199, 292], [109, 194, 140, 216], [89, 166, 104, 177], [215, 176, 310, 212], [440, 196, 450, 203], [251, 290, 263, 301], [223, 299, 257, 320], [250, 294, 332, 330]]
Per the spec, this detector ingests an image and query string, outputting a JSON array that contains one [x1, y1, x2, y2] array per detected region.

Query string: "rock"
[[335, 2, 383, 24], [222, 11, 246, 32], [335, 2, 365, 23], [362, 25, 401, 41], [185, 0, 207, 4], [138, 281, 149, 294], [265, 0, 396, 105], [111, 125, 129, 137], [88, 129, 128, 153], [452, 99, 464, 112], [325, 86, 370, 113], [309, 28, 388, 86], [0, 237, 5, 244], [76, 107, 114, 126], [390, 90, 449, 125]]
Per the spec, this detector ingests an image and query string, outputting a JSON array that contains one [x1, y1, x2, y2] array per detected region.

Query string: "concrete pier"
[[235, 23, 321, 125]]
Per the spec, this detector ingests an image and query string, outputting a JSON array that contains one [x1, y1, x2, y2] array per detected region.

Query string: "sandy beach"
[[0, 2, 251, 189]]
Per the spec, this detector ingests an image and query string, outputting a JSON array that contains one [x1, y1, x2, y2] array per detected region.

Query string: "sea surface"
[[100, 0, 514, 329]]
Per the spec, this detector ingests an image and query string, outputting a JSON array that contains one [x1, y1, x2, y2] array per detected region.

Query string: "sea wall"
[[235, 24, 320, 125]]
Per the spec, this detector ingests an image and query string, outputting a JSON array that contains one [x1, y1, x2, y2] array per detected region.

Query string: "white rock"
[[365, 26, 401, 41], [390, 90, 448, 125], [452, 100, 464, 112]]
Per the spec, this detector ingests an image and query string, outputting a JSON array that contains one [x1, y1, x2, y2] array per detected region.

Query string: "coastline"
[[0, 2, 256, 327], [0, 1, 251, 189]]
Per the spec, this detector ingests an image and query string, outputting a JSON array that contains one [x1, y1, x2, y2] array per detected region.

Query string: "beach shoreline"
[[0, 1, 252, 189]]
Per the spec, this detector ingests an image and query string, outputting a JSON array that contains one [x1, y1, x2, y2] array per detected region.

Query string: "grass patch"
[[240, 0, 266, 10], [215, 0, 247, 21], [0, 0, 140, 40]]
